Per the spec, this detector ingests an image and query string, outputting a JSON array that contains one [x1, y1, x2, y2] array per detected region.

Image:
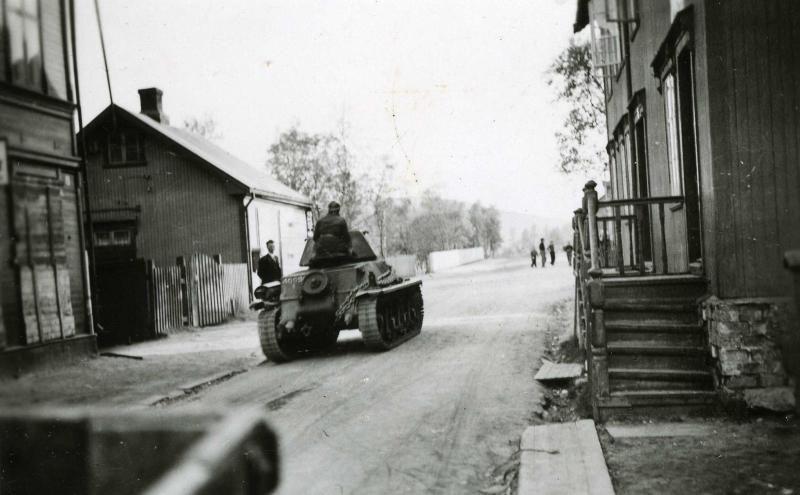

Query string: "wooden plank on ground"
[[518, 420, 614, 495], [535, 361, 584, 382], [605, 423, 716, 440]]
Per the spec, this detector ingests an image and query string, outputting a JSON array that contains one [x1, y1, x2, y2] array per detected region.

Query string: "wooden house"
[[0, 0, 94, 375], [82, 88, 312, 341], [572, 0, 800, 418]]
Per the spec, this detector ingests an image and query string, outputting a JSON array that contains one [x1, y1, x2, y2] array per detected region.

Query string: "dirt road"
[[176, 257, 573, 494]]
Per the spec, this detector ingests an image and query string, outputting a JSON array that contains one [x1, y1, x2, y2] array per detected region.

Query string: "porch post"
[[583, 181, 609, 418]]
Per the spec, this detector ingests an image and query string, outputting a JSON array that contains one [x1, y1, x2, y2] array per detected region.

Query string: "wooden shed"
[[0, 0, 94, 375], [82, 89, 312, 341]]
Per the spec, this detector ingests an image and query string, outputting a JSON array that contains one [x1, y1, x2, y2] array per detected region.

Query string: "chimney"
[[138, 87, 169, 124]]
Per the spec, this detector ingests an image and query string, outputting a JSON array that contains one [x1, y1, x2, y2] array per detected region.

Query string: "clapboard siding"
[[705, 0, 800, 298], [0, 102, 73, 157], [85, 128, 246, 267]]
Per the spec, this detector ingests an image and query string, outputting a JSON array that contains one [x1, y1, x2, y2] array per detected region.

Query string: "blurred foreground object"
[[0, 407, 279, 495]]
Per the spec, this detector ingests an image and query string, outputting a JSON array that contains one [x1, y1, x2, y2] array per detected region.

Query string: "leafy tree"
[[547, 41, 607, 176], [266, 127, 334, 219], [468, 202, 502, 256]]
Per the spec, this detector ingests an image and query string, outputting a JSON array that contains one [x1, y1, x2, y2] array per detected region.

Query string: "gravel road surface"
[[175, 257, 573, 494]]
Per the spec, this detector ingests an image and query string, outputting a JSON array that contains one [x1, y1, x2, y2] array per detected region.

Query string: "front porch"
[[573, 181, 716, 420]]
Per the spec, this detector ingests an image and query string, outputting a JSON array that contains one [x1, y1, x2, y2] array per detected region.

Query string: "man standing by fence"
[[257, 240, 282, 284]]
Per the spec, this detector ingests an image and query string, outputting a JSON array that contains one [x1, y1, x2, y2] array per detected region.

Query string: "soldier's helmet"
[[328, 201, 341, 213]]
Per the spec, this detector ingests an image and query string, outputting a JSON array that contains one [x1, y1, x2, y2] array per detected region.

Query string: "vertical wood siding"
[[705, 0, 800, 298], [151, 264, 183, 335], [61, 172, 86, 334], [85, 129, 246, 267]]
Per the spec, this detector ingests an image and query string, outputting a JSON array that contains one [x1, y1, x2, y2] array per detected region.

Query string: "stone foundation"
[[702, 296, 798, 412]]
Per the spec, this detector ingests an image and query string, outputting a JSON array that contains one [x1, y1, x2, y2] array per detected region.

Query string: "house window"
[[663, 73, 682, 195], [94, 229, 133, 247], [621, 0, 640, 38], [4, 0, 43, 91], [107, 131, 146, 166]]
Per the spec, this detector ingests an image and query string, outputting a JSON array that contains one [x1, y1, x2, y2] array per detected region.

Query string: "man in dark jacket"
[[257, 240, 282, 284], [311, 201, 352, 265], [538, 239, 546, 269]]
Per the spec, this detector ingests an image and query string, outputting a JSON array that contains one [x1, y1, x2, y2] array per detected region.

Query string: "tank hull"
[[256, 260, 423, 362]]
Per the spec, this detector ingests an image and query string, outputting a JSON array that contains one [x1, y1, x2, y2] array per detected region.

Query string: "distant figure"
[[564, 243, 574, 266], [530, 248, 538, 267], [538, 239, 546, 268], [311, 201, 352, 266], [548, 241, 556, 265], [257, 240, 282, 284]]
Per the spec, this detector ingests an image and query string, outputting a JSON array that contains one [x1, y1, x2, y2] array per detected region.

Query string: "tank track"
[[358, 284, 423, 351], [258, 308, 296, 362], [259, 309, 340, 362]]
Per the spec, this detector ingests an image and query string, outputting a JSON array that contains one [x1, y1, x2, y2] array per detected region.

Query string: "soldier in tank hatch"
[[310, 201, 352, 266]]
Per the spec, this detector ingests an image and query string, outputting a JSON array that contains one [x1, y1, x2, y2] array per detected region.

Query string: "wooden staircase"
[[597, 275, 716, 419]]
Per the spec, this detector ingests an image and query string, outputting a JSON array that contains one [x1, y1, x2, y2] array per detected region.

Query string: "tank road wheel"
[[358, 285, 423, 352], [258, 309, 297, 363], [407, 286, 424, 333]]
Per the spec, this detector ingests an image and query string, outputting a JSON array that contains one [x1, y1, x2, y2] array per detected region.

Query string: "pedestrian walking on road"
[[530, 248, 538, 267], [538, 239, 546, 268], [564, 243, 574, 266], [548, 241, 556, 265]]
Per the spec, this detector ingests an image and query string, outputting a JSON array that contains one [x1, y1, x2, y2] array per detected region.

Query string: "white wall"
[[248, 199, 311, 286], [427, 247, 484, 273], [385, 255, 417, 278]]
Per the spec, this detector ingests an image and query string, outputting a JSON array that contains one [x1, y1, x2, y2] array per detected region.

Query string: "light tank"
[[251, 231, 423, 362]]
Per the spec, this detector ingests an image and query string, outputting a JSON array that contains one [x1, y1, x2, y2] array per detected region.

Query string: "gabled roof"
[[83, 104, 312, 207]]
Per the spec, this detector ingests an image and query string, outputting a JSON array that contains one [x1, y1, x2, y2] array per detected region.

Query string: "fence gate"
[[187, 253, 227, 327], [151, 265, 183, 335]]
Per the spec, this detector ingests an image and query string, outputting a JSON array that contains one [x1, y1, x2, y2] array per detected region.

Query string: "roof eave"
[[251, 189, 312, 209]]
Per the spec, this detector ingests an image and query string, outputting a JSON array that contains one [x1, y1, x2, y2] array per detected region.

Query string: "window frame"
[[2, 0, 46, 93], [105, 130, 147, 168]]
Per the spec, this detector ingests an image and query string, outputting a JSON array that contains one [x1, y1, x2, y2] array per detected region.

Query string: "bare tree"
[[183, 114, 222, 141]]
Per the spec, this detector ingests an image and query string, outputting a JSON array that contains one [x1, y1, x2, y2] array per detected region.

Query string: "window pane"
[[0, 4, 5, 79], [8, 9, 25, 85], [664, 74, 682, 195], [25, 16, 42, 90], [23, 0, 37, 15], [112, 231, 131, 245], [108, 133, 123, 163], [124, 133, 141, 162], [95, 232, 111, 247]]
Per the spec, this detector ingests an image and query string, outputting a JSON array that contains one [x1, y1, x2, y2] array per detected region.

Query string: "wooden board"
[[519, 420, 615, 495], [535, 361, 584, 382], [605, 423, 716, 440]]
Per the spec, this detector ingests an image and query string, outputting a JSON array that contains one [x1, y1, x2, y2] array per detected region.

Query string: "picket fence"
[[149, 254, 250, 333]]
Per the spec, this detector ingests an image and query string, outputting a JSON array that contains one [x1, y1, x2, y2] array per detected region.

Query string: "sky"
[[76, 0, 591, 224]]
